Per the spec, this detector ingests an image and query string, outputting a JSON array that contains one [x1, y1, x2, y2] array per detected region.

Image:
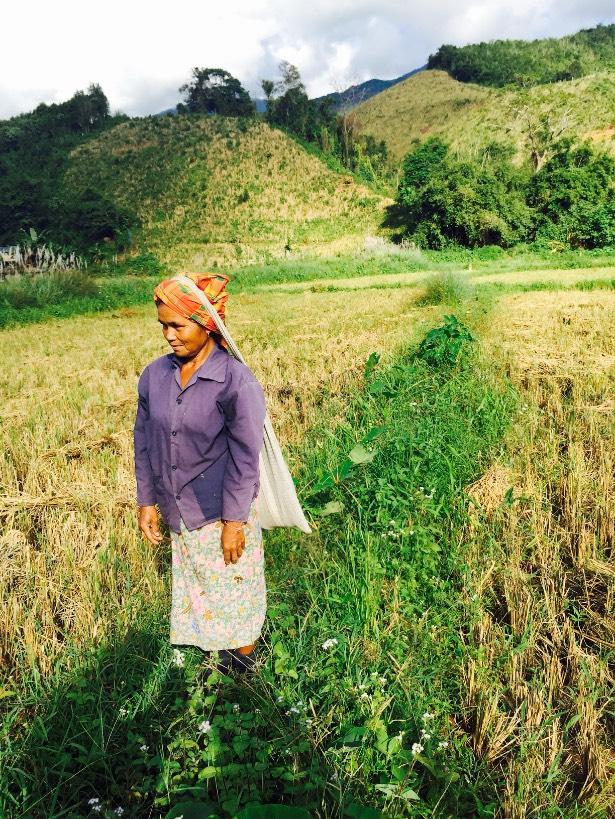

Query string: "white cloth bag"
[[173, 275, 311, 534]]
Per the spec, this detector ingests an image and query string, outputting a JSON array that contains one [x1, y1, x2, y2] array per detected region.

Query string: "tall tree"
[[179, 68, 255, 117]]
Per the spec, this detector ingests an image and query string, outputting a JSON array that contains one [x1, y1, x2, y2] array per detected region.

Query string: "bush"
[[391, 138, 531, 249], [529, 140, 615, 248], [416, 271, 474, 306]]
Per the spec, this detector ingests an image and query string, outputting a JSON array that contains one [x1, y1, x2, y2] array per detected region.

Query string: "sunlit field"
[[0, 260, 613, 817]]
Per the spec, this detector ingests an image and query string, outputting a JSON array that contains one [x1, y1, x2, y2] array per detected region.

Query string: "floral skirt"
[[169, 501, 266, 651]]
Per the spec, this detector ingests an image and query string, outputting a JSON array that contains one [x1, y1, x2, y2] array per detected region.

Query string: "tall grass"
[[415, 271, 474, 306]]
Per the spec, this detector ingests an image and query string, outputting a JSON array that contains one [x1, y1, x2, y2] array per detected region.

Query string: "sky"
[[1, 0, 613, 119]]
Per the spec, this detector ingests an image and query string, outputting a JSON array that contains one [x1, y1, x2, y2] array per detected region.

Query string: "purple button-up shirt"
[[133, 342, 266, 533]]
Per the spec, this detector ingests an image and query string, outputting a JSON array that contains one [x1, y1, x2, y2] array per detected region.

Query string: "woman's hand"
[[221, 520, 245, 565], [139, 505, 163, 545]]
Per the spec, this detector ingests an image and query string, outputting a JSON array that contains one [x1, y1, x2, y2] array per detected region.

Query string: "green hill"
[[63, 116, 386, 267], [428, 23, 615, 87], [354, 69, 615, 163]]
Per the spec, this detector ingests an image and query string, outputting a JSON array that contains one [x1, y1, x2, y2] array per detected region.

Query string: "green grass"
[[61, 116, 385, 268], [0, 276, 158, 329], [0, 312, 515, 818], [415, 271, 474, 306], [1, 247, 613, 329]]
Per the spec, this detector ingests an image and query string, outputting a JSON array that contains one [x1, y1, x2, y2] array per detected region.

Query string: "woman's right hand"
[[138, 505, 163, 545]]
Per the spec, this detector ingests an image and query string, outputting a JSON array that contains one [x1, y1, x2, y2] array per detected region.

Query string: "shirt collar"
[[168, 342, 229, 383]]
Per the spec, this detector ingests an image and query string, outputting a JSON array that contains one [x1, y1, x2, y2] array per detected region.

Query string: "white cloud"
[[0, 0, 613, 118]]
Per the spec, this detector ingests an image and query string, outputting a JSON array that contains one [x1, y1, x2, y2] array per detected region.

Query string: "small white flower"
[[276, 695, 284, 703], [305, 718, 313, 725], [172, 649, 185, 668], [359, 683, 367, 690], [411, 742, 424, 755], [115, 809, 125, 817], [118, 706, 128, 718], [360, 692, 370, 701], [396, 731, 405, 741], [255, 707, 261, 713], [421, 731, 432, 740], [409, 530, 415, 536], [378, 676, 387, 685], [139, 744, 149, 752], [232, 703, 240, 713], [289, 706, 300, 714], [422, 711, 434, 721], [321, 638, 338, 650], [88, 799, 101, 807], [198, 720, 212, 734], [438, 740, 449, 749]]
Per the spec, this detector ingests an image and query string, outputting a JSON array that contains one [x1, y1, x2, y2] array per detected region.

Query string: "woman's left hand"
[[221, 521, 246, 565]]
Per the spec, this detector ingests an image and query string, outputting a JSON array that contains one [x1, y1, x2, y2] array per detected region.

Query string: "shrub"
[[391, 138, 531, 249], [416, 271, 473, 306], [529, 140, 615, 248]]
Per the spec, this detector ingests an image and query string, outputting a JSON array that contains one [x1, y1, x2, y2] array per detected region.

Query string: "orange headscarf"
[[153, 273, 230, 341]]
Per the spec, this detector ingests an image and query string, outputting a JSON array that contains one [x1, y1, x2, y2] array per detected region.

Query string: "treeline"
[[390, 137, 615, 250], [1, 65, 388, 255], [428, 23, 615, 86], [0, 85, 134, 251], [179, 62, 388, 182]]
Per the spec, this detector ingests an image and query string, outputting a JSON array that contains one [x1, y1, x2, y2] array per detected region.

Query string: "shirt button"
[[176, 398, 182, 404], [171, 464, 177, 470], [175, 494, 181, 500], [171, 430, 177, 436]]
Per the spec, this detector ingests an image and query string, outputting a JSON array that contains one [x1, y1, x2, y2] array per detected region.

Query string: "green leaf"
[[401, 788, 420, 802], [196, 765, 220, 780], [363, 351, 381, 380], [348, 444, 375, 465], [236, 807, 313, 819], [164, 800, 221, 818], [345, 802, 382, 819], [29, 227, 38, 242], [318, 500, 343, 516], [337, 726, 367, 747]]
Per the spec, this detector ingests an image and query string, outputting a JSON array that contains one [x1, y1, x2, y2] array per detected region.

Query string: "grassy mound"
[[354, 69, 615, 163], [63, 116, 386, 268]]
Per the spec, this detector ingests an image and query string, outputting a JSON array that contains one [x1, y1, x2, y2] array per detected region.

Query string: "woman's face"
[[157, 303, 209, 359]]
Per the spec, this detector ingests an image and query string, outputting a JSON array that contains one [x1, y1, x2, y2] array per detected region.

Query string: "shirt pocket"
[[189, 451, 228, 519]]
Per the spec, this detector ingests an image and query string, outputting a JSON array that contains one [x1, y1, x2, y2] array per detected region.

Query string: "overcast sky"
[[1, 0, 613, 119]]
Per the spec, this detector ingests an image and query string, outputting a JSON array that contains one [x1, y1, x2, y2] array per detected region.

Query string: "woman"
[[133, 272, 267, 672]]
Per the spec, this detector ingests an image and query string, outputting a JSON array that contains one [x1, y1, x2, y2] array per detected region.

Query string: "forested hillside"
[[428, 23, 615, 86], [0, 85, 128, 248]]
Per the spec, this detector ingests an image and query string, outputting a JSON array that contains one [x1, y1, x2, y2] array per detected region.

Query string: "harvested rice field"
[[0, 262, 613, 818]]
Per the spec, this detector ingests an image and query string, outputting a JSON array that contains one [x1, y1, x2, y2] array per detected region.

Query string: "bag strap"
[[172, 274, 247, 364]]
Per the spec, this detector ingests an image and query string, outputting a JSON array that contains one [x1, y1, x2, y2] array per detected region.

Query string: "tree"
[[179, 68, 255, 117], [392, 138, 531, 248], [265, 62, 310, 136], [260, 79, 275, 112], [510, 92, 574, 171], [528, 139, 615, 247]]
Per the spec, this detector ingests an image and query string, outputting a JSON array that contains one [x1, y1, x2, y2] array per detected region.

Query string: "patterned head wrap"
[[153, 273, 230, 337]]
